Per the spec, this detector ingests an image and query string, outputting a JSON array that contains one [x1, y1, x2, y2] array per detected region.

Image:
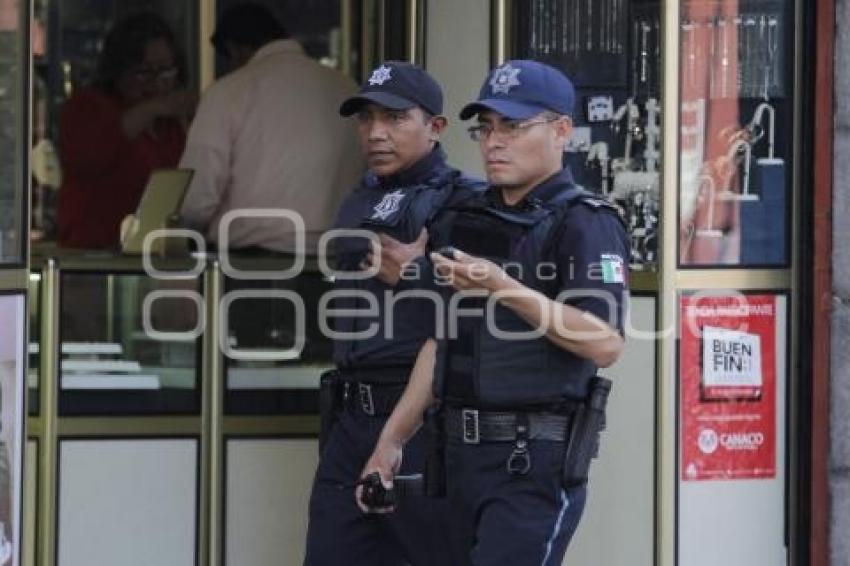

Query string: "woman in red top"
[[57, 13, 196, 249]]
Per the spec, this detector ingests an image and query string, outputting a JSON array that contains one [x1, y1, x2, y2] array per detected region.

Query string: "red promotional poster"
[[680, 294, 777, 481]]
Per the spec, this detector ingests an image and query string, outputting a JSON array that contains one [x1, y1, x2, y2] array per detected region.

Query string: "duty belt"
[[342, 382, 406, 417], [444, 407, 571, 444]]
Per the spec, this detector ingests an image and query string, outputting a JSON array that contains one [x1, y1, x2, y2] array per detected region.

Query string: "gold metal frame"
[[0, 272, 27, 290], [491, 0, 508, 67], [36, 260, 58, 566], [202, 261, 223, 566], [406, 0, 426, 65], [340, 0, 354, 76], [26, 255, 317, 566], [199, 0, 216, 91], [657, 5, 679, 565], [361, 0, 377, 79]]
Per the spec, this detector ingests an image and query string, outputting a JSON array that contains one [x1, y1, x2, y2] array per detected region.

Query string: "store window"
[[224, 267, 334, 416], [678, 0, 793, 267], [58, 271, 202, 415], [30, 0, 199, 243], [511, 0, 662, 271], [0, 0, 27, 265]]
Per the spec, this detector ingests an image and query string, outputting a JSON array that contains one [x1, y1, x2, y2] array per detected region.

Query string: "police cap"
[[339, 61, 443, 117], [459, 60, 575, 121]]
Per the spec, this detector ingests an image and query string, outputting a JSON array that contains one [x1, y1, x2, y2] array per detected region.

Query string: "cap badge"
[[371, 189, 406, 220], [368, 64, 393, 86], [489, 64, 522, 94]]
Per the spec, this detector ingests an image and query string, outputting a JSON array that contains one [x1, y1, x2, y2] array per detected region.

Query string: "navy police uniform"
[[304, 62, 483, 566], [425, 61, 630, 565]]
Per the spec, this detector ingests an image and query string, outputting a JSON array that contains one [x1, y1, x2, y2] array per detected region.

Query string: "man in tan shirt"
[[179, 3, 362, 252]]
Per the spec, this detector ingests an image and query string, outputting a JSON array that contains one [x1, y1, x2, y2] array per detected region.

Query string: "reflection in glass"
[[511, 0, 662, 270], [679, 0, 791, 266], [59, 272, 201, 415], [0, 0, 25, 264], [225, 271, 334, 415]]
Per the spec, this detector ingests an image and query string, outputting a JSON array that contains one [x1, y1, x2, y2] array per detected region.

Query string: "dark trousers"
[[444, 438, 587, 566], [304, 408, 458, 566]]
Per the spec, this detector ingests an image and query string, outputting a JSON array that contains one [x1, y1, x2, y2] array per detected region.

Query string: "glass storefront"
[[678, 0, 793, 267], [224, 268, 333, 415], [511, 0, 662, 271], [29, 0, 200, 242], [13, 2, 817, 564], [58, 270, 201, 415], [0, 0, 27, 265]]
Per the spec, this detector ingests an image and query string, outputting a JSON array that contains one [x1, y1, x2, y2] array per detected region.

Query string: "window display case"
[[500, 1, 801, 564], [510, 0, 663, 271], [57, 269, 202, 415], [677, 0, 793, 267], [223, 261, 334, 416]]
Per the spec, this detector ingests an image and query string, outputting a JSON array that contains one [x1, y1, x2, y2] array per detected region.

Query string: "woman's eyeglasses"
[[132, 65, 178, 83]]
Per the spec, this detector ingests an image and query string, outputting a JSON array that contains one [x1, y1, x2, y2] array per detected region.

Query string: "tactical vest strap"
[[539, 186, 625, 296], [422, 170, 466, 227]]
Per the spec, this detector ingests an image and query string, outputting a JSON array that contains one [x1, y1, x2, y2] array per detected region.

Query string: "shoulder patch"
[[600, 253, 626, 284]]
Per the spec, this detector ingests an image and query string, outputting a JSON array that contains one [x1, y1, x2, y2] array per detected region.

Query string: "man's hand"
[[356, 438, 403, 514], [430, 248, 513, 294], [361, 228, 428, 285]]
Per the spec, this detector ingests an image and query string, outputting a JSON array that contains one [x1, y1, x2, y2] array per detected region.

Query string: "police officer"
[[303, 61, 482, 566], [362, 60, 630, 565]]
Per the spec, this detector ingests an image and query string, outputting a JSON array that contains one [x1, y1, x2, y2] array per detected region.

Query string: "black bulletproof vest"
[[332, 157, 483, 378], [432, 184, 621, 407]]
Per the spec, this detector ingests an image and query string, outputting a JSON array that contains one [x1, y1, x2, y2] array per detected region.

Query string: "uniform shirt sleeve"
[[552, 205, 630, 334], [179, 81, 237, 232]]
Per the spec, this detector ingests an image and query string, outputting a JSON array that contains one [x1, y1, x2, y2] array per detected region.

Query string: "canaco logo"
[[719, 432, 764, 451], [697, 428, 719, 454]]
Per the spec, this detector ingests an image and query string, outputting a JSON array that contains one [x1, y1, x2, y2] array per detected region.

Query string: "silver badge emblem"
[[368, 64, 393, 86], [489, 64, 522, 94], [371, 189, 406, 220]]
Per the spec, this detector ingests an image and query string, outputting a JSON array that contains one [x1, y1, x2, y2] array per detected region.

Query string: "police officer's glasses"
[[467, 117, 558, 141]]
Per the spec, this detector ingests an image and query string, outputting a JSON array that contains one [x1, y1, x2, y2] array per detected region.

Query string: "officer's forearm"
[[497, 280, 624, 368], [377, 339, 437, 447]]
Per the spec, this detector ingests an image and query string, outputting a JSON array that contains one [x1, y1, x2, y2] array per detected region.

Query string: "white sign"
[[701, 325, 762, 388]]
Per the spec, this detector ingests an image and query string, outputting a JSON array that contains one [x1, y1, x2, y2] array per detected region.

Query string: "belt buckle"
[[358, 383, 375, 416], [461, 409, 480, 444]]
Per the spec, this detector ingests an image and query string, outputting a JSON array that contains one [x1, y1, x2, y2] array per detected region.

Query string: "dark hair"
[[211, 3, 289, 55], [94, 12, 187, 94]]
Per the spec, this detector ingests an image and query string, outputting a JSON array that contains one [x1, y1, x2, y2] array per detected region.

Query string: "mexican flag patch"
[[600, 254, 625, 284]]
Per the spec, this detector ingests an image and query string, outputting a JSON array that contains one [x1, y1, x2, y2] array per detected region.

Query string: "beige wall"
[[425, 0, 490, 179]]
